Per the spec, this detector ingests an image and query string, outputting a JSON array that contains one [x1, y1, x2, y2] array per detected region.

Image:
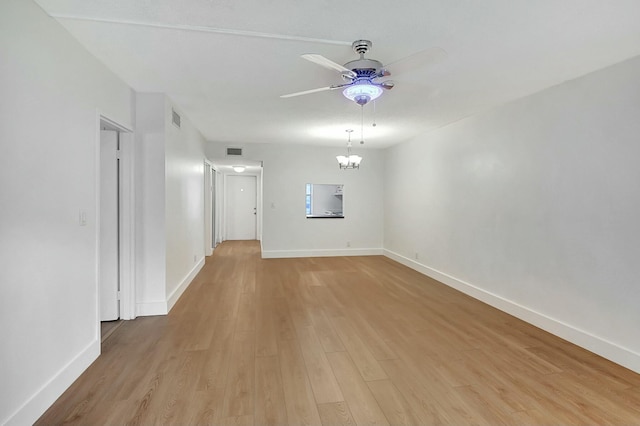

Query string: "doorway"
[[98, 116, 135, 336], [212, 169, 220, 246], [204, 162, 220, 255], [225, 175, 257, 240], [100, 129, 120, 321]]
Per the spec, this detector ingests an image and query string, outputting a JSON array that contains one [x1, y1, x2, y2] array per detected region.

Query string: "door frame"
[[216, 163, 262, 244], [204, 160, 214, 256], [97, 114, 136, 328]]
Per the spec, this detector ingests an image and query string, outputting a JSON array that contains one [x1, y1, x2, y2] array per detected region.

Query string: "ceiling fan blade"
[[386, 47, 447, 75], [280, 83, 350, 98], [280, 86, 333, 98], [302, 54, 357, 78]]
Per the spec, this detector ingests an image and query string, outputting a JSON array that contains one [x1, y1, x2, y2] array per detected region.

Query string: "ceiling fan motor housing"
[[352, 39, 372, 55], [344, 58, 384, 74]]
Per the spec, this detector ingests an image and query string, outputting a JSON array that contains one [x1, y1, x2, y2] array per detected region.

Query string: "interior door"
[[226, 175, 257, 240], [100, 130, 119, 321]]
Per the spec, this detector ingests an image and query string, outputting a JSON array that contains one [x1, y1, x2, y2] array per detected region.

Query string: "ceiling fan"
[[281, 40, 445, 106]]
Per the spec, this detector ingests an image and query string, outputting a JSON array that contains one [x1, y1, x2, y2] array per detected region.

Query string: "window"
[[305, 183, 312, 215], [305, 184, 344, 218]]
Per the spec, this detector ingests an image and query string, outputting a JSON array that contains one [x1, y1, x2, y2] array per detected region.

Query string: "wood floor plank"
[[254, 356, 288, 425], [236, 292, 256, 332], [273, 296, 297, 341], [317, 402, 356, 426], [308, 307, 345, 353], [187, 388, 227, 425], [326, 351, 390, 425], [378, 357, 476, 424], [366, 379, 424, 425], [255, 299, 278, 357], [344, 311, 398, 361], [330, 316, 388, 381], [222, 330, 255, 417], [35, 241, 640, 425], [278, 338, 323, 426], [197, 318, 235, 392], [453, 385, 516, 425], [218, 414, 254, 426], [296, 325, 344, 404]]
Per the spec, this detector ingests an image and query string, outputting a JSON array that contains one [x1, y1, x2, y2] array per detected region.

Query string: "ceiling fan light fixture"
[[342, 83, 383, 106]]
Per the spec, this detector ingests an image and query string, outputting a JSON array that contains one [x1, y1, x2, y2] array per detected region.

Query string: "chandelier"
[[336, 129, 362, 169]]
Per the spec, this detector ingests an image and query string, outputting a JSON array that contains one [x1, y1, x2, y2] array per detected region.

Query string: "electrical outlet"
[[414, 252, 419, 260], [346, 241, 351, 248], [193, 255, 197, 263]]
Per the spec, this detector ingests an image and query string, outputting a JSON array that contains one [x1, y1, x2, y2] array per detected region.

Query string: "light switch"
[[79, 209, 87, 226]]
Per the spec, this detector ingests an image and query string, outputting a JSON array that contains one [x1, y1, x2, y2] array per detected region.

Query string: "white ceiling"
[[36, 0, 640, 148]]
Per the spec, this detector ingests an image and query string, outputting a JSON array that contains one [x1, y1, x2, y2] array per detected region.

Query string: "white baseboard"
[[262, 247, 383, 259], [3, 339, 100, 426], [384, 249, 640, 374], [136, 258, 205, 317], [167, 257, 205, 312], [136, 300, 168, 317]]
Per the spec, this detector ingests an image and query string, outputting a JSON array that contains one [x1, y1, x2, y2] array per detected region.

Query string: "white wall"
[[135, 93, 207, 315], [384, 55, 640, 373], [206, 143, 384, 257], [0, 1, 134, 424], [135, 94, 167, 315], [164, 101, 206, 309]]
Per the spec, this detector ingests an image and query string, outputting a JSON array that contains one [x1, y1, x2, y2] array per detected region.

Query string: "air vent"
[[226, 147, 243, 156], [171, 109, 181, 128]]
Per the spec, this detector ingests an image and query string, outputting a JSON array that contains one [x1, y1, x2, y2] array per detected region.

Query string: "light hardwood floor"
[[37, 241, 640, 425]]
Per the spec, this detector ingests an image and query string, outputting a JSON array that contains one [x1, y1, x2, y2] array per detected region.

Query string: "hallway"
[[37, 241, 640, 424]]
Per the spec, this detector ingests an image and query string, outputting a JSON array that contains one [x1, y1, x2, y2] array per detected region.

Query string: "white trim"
[[204, 160, 213, 257], [383, 249, 640, 374], [99, 114, 133, 133], [2, 339, 100, 426], [167, 257, 205, 312], [256, 167, 263, 242], [98, 113, 136, 321], [94, 115, 102, 340], [136, 300, 168, 317], [118, 132, 136, 320], [214, 169, 223, 246], [262, 248, 383, 259]]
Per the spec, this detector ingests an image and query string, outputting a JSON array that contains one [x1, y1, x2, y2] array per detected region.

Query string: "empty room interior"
[[2, 0, 640, 424]]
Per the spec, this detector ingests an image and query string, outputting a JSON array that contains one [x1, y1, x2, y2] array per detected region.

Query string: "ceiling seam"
[[46, 13, 353, 46]]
